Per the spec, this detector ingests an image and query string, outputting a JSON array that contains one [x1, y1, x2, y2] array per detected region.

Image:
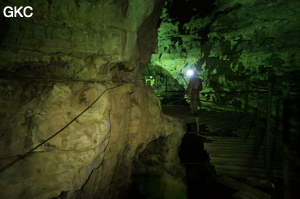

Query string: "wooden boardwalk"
[[203, 134, 283, 180], [162, 106, 248, 133], [163, 106, 283, 199], [218, 175, 271, 199]]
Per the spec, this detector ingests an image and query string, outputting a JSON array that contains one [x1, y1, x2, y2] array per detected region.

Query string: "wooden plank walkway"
[[163, 105, 300, 198], [202, 131, 284, 181], [162, 106, 285, 198], [162, 106, 246, 133], [218, 176, 271, 199]]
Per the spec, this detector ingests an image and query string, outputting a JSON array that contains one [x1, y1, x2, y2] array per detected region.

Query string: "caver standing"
[[186, 71, 203, 115]]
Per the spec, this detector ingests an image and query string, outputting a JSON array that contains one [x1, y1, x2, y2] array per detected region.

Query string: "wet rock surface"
[[0, 0, 186, 198]]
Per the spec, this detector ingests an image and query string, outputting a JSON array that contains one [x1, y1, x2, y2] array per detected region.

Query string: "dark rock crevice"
[[179, 127, 235, 199], [130, 133, 187, 199]]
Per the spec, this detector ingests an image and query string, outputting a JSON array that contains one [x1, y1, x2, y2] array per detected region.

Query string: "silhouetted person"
[[186, 71, 203, 115]]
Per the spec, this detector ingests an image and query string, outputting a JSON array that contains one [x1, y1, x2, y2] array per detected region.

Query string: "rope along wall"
[[0, 81, 135, 174]]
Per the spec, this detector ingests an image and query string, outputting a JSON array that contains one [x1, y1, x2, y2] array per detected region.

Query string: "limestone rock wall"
[[0, 81, 111, 198], [0, 0, 161, 81], [0, 0, 186, 198], [75, 82, 186, 199]]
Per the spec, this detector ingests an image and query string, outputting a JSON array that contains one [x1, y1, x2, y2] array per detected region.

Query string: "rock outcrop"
[[0, 0, 186, 198]]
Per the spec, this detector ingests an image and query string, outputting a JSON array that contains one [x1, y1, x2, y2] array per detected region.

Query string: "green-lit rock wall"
[[149, 0, 300, 112], [147, 0, 300, 160]]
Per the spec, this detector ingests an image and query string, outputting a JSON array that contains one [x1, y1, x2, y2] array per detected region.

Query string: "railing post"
[[254, 105, 260, 157], [234, 86, 237, 132], [243, 78, 250, 141], [165, 74, 168, 107], [244, 79, 249, 130], [266, 82, 272, 189], [282, 88, 290, 199], [196, 117, 199, 132]]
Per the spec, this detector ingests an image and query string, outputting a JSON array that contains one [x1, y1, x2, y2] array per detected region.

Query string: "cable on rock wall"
[[0, 81, 139, 174]]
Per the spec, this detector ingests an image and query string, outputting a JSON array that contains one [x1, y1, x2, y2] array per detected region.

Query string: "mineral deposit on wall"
[[0, 0, 186, 198]]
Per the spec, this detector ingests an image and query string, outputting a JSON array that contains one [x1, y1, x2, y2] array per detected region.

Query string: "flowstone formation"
[[0, 0, 186, 198], [150, 0, 300, 112]]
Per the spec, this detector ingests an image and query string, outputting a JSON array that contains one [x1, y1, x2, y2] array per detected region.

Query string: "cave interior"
[[0, 0, 300, 199]]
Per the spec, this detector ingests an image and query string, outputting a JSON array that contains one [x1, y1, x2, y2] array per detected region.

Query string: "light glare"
[[187, 69, 194, 76]]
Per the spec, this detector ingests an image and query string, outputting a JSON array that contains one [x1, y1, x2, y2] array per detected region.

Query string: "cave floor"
[[162, 105, 292, 199], [162, 105, 241, 133]]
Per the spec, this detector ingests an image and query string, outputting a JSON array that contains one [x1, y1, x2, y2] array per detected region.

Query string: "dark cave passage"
[[179, 124, 235, 199]]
